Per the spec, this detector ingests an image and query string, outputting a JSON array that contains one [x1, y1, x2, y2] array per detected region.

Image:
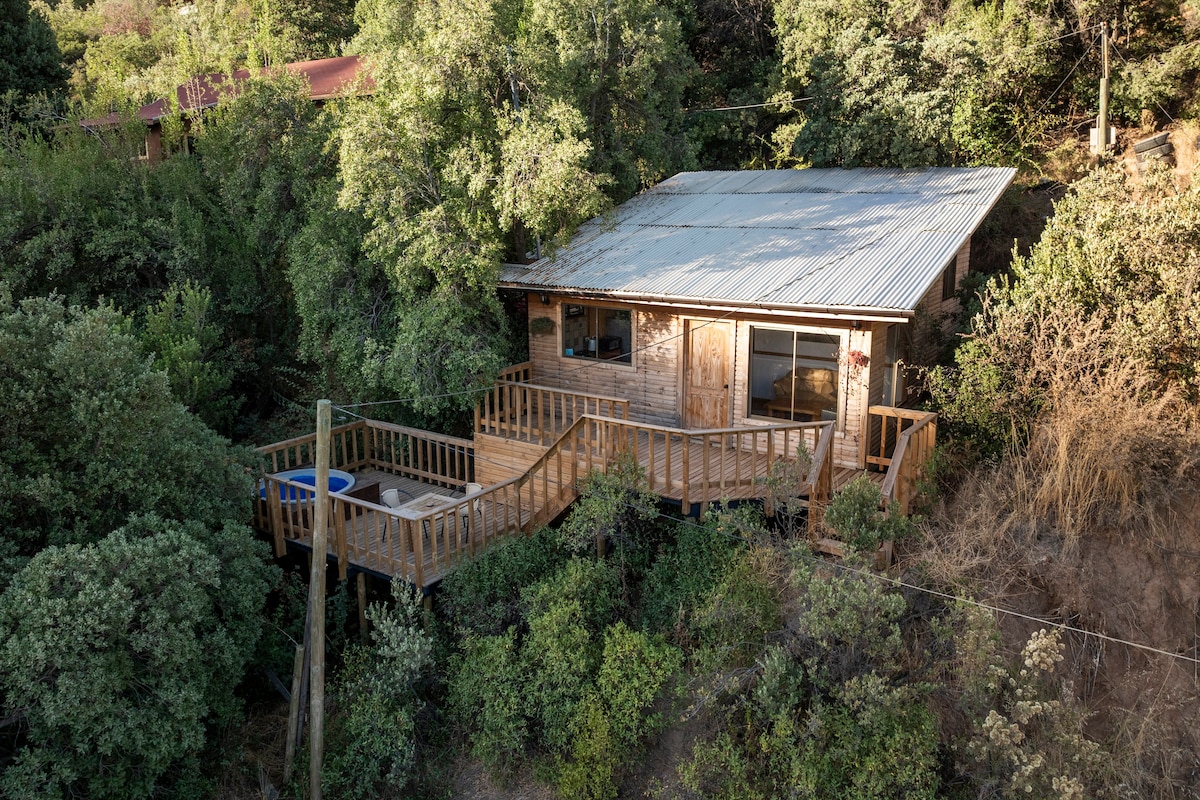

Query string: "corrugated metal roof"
[[500, 167, 1016, 315], [82, 56, 373, 128]]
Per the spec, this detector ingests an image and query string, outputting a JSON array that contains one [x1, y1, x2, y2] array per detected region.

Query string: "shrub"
[[784, 673, 940, 800], [760, 444, 813, 539], [823, 474, 915, 552], [522, 581, 602, 753], [691, 546, 784, 670], [676, 551, 943, 800], [558, 692, 619, 800], [324, 581, 434, 799], [595, 623, 682, 749], [448, 557, 620, 772], [0, 295, 255, 578], [447, 629, 527, 775], [639, 516, 740, 639], [520, 556, 621, 636], [0, 517, 270, 799], [790, 556, 907, 689], [559, 624, 681, 800], [957, 625, 1102, 799], [558, 453, 659, 578], [440, 525, 568, 636]]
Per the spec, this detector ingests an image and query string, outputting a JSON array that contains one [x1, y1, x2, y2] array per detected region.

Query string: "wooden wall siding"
[[910, 239, 971, 366], [474, 432, 547, 485], [526, 296, 900, 469], [527, 294, 681, 426]]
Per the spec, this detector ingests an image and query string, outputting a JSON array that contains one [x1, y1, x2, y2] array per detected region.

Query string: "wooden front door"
[[683, 320, 732, 428]]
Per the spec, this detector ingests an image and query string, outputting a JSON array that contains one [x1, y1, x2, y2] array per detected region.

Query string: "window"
[[748, 327, 840, 421], [561, 304, 632, 364], [941, 259, 957, 301], [881, 323, 910, 406]]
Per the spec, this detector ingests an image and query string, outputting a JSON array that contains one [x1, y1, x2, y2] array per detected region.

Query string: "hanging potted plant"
[[840, 348, 869, 377], [529, 317, 556, 336]]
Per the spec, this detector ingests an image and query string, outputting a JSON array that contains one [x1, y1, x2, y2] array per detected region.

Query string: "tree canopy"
[[0, 292, 273, 796], [0, 0, 66, 98]]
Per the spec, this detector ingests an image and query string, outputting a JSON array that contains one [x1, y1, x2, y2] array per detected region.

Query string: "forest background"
[[1, 0, 1199, 797]]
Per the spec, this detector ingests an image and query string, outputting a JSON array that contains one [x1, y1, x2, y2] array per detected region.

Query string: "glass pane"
[[750, 328, 839, 421], [598, 308, 631, 363], [561, 305, 631, 363]]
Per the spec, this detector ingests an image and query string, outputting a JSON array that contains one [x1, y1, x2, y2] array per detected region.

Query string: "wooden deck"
[[271, 468, 532, 586], [254, 402, 932, 590]]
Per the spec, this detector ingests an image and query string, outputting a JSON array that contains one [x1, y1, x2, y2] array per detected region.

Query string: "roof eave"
[[499, 278, 915, 322]]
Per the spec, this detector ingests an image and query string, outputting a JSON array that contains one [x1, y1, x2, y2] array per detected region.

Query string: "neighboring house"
[[81, 55, 372, 163], [492, 167, 1015, 472]]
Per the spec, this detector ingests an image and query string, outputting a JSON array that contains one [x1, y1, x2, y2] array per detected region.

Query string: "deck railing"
[[257, 471, 536, 587], [868, 406, 938, 515], [475, 370, 630, 445], [255, 411, 839, 588], [494, 414, 834, 518], [363, 419, 474, 488], [257, 421, 371, 474], [254, 419, 476, 568]]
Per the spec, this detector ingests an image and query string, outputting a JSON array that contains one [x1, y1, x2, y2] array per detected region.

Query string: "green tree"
[[0, 0, 67, 98], [783, 22, 959, 167], [336, 0, 696, 419], [0, 294, 253, 575], [0, 517, 270, 799], [672, 0, 781, 170], [139, 280, 237, 431], [518, 0, 697, 199]]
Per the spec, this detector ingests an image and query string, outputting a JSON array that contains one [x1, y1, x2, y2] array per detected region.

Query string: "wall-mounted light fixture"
[[850, 319, 862, 330], [540, 293, 550, 305]]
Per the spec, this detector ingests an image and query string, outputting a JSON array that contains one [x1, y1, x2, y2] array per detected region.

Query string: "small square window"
[[561, 304, 631, 364]]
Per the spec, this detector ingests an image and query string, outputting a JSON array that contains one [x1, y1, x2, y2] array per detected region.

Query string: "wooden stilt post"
[[357, 571, 369, 642], [308, 400, 331, 800], [282, 643, 305, 782]]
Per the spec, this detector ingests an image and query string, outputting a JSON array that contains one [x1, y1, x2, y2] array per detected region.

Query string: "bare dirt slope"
[[916, 481, 1200, 796]]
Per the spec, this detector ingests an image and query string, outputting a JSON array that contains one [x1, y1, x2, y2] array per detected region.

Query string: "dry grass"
[[1011, 363, 1198, 544], [925, 297, 1200, 577]]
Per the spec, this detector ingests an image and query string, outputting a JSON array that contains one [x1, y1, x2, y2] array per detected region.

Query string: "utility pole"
[[308, 399, 331, 800], [1095, 21, 1111, 156]]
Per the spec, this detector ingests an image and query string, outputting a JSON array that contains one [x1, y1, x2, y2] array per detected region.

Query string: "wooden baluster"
[[681, 434, 690, 511], [333, 500, 348, 580], [269, 481, 286, 556]]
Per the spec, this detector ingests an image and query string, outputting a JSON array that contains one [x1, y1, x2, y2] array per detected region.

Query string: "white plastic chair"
[[381, 488, 413, 545], [459, 482, 483, 543]]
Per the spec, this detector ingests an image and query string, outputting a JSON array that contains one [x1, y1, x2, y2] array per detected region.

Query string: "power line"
[[1109, 41, 1177, 124], [1001, 29, 1100, 152], [1012, 23, 1102, 53], [684, 97, 811, 114]]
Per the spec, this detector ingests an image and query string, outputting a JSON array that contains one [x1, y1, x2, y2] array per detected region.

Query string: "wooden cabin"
[[254, 167, 1014, 588], [479, 168, 1014, 478]]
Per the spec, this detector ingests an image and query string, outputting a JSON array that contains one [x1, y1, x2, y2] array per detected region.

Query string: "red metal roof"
[[80, 55, 372, 128]]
